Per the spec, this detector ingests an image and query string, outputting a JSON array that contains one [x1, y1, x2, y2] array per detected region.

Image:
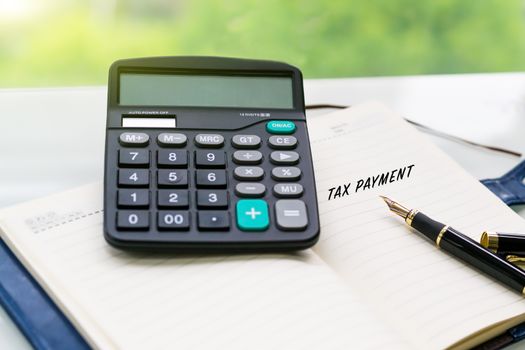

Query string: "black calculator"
[[103, 56, 320, 251]]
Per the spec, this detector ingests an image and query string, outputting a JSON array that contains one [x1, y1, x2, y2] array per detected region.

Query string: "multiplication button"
[[234, 167, 264, 181], [232, 135, 261, 149], [275, 200, 308, 231], [268, 135, 297, 149]]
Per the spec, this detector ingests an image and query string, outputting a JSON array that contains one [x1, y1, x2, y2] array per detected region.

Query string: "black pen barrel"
[[409, 212, 525, 295], [440, 228, 525, 294]]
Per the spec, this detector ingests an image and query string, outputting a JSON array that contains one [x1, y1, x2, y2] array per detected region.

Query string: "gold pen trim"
[[405, 209, 419, 226], [480, 231, 499, 253], [522, 285, 525, 296], [436, 225, 449, 248], [506, 255, 525, 263]]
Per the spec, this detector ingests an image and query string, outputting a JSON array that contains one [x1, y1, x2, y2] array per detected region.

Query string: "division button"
[[195, 134, 224, 148], [271, 167, 301, 181], [198, 211, 230, 230], [273, 183, 304, 198], [157, 133, 187, 147], [266, 120, 296, 134], [117, 211, 149, 230], [236, 199, 269, 231], [268, 135, 297, 149], [232, 135, 261, 148], [158, 211, 190, 230], [119, 132, 149, 147], [235, 183, 266, 198], [234, 166, 264, 181], [233, 150, 263, 165], [275, 200, 308, 231], [270, 151, 299, 165]]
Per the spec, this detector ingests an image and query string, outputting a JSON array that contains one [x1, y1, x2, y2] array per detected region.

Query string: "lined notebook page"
[[308, 102, 525, 350], [0, 184, 408, 350]]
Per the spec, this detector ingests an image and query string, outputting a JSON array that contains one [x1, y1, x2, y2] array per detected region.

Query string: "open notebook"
[[2, 102, 525, 350]]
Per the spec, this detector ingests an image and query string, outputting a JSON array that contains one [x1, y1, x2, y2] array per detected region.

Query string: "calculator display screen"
[[119, 73, 294, 109]]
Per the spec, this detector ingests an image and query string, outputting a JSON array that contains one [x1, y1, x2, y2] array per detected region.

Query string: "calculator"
[[104, 56, 320, 251]]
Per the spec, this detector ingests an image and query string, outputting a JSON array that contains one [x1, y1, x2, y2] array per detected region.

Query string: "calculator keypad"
[[105, 119, 319, 250]]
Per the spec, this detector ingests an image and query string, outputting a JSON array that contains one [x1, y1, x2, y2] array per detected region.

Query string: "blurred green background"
[[1, 0, 524, 87]]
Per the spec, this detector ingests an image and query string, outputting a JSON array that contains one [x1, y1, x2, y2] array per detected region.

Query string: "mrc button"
[[266, 120, 296, 134], [195, 134, 224, 147]]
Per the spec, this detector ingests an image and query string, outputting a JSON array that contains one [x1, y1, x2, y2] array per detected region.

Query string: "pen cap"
[[480, 231, 525, 255]]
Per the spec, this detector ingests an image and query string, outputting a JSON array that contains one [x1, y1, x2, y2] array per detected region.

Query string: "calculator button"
[[195, 170, 227, 188], [119, 150, 149, 167], [195, 134, 224, 148], [157, 133, 187, 147], [158, 211, 190, 230], [233, 166, 264, 181], [157, 190, 189, 208], [198, 211, 230, 230], [157, 150, 188, 168], [275, 200, 308, 231], [273, 183, 304, 198], [119, 132, 149, 147], [197, 190, 228, 208], [118, 169, 150, 187], [268, 135, 297, 149], [271, 167, 301, 181], [236, 199, 269, 231], [266, 120, 296, 135], [231, 135, 261, 149], [235, 183, 266, 198], [117, 211, 149, 230], [232, 151, 263, 165], [157, 170, 188, 187], [270, 151, 299, 165], [118, 189, 149, 208], [195, 151, 226, 168]]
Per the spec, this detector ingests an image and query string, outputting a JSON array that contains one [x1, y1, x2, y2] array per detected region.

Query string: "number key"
[[157, 170, 188, 187], [157, 150, 188, 168], [118, 189, 149, 208], [195, 151, 225, 168], [196, 170, 227, 188], [117, 211, 149, 230], [158, 211, 190, 230], [157, 190, 189, 208], [118, 169, 149, 187], [197, 190, 228, 208], [119, 149, 149, 167]]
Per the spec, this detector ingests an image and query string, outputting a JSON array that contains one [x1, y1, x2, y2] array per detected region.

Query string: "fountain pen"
[[380, 196, 525, 295]]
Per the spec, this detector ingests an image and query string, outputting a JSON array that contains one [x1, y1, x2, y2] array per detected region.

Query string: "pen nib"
[[380, 196, 411, 219]]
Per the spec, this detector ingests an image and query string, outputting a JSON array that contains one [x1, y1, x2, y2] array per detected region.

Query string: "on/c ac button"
[[266, 120, 296, 135]]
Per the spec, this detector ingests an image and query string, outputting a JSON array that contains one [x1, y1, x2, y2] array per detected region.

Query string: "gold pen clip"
[[506, 255, 525, 263]]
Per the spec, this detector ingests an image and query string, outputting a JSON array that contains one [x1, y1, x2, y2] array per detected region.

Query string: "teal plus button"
[[236, 199, 270, 231], [266, 120, 296, 134]]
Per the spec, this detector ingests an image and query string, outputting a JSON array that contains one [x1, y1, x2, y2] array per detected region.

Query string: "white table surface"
[[1, 73, 524, 348]]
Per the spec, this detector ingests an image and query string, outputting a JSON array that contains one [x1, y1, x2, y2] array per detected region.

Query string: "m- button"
[[195, 134, 224, 148]]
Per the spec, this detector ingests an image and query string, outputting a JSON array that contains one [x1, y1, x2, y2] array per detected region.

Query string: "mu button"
[[236, 199, 269, 231]]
